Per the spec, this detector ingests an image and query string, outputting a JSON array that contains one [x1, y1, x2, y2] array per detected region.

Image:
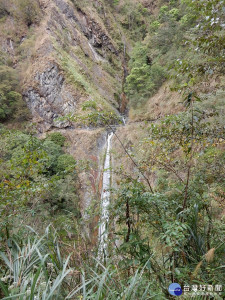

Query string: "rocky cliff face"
[[20, 0, 123, 132], [6, 0, 127, 214], [54, 0, 117, 54], [24, 63, 75, 131], [0, 0, 175, 215]]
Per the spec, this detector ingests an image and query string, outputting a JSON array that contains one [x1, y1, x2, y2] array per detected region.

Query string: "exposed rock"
[[54, 0, 79, 22], [24, 63, 76, 130], [20, 0, 122, 132], [62, 127, 107, 212], [80, 14, 117, 54], [54, 0, 117, 54]]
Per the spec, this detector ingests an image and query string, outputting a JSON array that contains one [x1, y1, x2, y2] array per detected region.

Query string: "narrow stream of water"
[[88, 41, 106, 62], [98, 132, 114, 258]]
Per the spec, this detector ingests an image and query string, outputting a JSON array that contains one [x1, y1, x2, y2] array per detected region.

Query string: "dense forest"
[[0, 0, 224, 299]]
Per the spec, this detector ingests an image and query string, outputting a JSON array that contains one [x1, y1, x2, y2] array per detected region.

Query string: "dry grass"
[[61, 127, 106, 212], [129, 75, 225, 122], [205, 248, 215, 263], [111, 122, 154, 188], [129, 80, 184, 122]]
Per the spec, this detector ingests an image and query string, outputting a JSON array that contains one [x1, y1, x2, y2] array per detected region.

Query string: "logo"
[[168, 283, 183, 296]]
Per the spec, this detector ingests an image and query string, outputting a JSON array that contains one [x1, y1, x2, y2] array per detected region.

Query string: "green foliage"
[[0, 226, 72, 299], [56, 154, 76, 173], [151, 20, 180, 55], [16, 32, 37, 61], [66, 258, 163, 299], [61, 53, 95, 95], [125, 0, 225, 106], [82, 100, 97, 111], [159, 5, 180, 21], [168, 8, 180, 21], [46, 132, 66, 147], [0, 1, 224, 298], [159, 5, 169, 21], [110, 94, 225, 294], [125, 43, 167, 106], [182, 0, 225, 55], [118, 0, 148, 40], [0, 128, 79, 225], [0, 228, 164, 299], [149, 20, 160, 32], [172, 0, 225, 88], [113, 0, 119, 6], [0, 0, 40, 25], [65, 109, 120, 127], [0, 65, 29, 122]]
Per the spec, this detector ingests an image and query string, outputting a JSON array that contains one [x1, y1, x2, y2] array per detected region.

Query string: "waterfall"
[[98, 132, 113, 258], [88, 41, 106, 62]]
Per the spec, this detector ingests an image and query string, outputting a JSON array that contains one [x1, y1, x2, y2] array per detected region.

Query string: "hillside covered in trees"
[[0, 0, 224, 299]]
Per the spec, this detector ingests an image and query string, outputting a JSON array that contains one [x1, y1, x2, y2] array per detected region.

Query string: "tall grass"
[[0, 226, 71, 300], [0, 226, 165, 299], [66, 258, 164, 300]]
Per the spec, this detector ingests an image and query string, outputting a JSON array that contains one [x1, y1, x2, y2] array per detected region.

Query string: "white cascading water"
[[88, 41, 106, 62], [98, 132, 114, 258]]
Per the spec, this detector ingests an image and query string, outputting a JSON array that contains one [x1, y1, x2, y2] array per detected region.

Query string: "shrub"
[[47, 175, 79, 212], [0, 65, 19, 91], [17, 0, 40, 26], [41, 140, 63, 175], [42, 140, 63, 157], [149, 20, 161, 32], [150, 63, 167, 89], [159, 5, 169, 21], [0, 65, 28, 122], [46, 132, 66, 147], [151, 21, 178, 55], [119, 1, 148, 40], [125, 64, 153, 95], [56, 154, 76, 173], [168, 8, 180, 21], [125, 41, 167, 106], [0, 130, 79, 222]]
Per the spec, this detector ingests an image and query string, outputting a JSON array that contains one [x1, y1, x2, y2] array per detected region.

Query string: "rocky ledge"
[[24, 63, 75, 131]]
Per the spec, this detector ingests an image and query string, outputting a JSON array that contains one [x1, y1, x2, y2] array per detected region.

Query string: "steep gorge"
[[1, 0, 224, 297], [0, 0, 199, 241], [0, 0, 128, 221]]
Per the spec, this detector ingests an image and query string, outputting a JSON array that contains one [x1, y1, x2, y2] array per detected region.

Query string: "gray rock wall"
[[24, 64, 75, 131]]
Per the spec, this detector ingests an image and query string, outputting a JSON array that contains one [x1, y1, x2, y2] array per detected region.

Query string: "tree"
[[125, 43, 166, 106]]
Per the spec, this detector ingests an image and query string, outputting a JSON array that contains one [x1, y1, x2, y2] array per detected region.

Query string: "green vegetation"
[[110, 92, 225, 296], [0, 128, 79, 232], [17, 0, 40, 26], [0, 128, 81, 298], [0, 0, 42, 123], [0, 65, 29, 122], [125, 43, 166, 107], [57, 49, 120, 124], [0, 0, 40, 25], [0, 0, 42, 124], [46, 132, 66, 147], [117, 0, 148, 40], [0, 0, 224, 299], [0, 226, 72, 299], [125, 0, 225, 107]]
